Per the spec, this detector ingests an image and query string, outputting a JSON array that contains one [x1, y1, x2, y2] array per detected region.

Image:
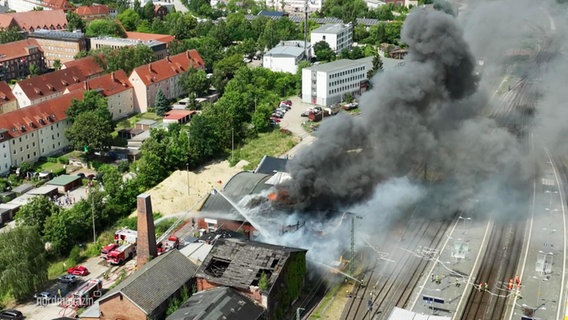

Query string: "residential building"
[[125, 31, 175, 48], [0, 90, 83, 173], [302, 56, 373, 106], [195, 238, 307, 319], [74, 5, 116, 21], [0, 38, 46, 82], [257, 0, 323, 12], [365, 0, 386, 9], [61, 55, 105, 79], [310, 23, 353, 54], [28, 29, 87, 68], [384, 0, 418, 7], [128, 50, 205, 113], [167, 287, 265, 320], [262, 40, 310, 74], [79, 250, 197, 320], [89, 37, 168, 59], [0, 10, 68, 31], [12, 65, 91, 107], [65, 70, 134, 121], [0, 81, 18, 114]]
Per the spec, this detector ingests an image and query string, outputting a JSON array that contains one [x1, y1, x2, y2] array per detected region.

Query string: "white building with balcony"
[[301, 57, 373, 106], [310, 23, 353, 54], [262, 41, 311, 74]]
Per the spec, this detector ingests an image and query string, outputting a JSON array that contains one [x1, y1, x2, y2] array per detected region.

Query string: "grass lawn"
[[230, 130, 299, 171], [39, 161, 64, 173]]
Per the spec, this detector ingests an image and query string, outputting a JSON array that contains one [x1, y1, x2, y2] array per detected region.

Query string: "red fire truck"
[[71, 279, 102, 307], [107, 243, 136, 265], [157, 236, 180, 256], [114, 228, 137, 244], [100, 243, 118, 259]]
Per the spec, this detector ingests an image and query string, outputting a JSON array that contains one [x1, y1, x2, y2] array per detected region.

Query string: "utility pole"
[[347, 212, 363, 276], [186, 129, 190, 196], [304, 0, 308, 60], [89, 183, 96, 243]]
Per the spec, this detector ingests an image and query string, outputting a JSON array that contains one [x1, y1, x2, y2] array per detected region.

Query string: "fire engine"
[[100, 243, 118, 259], [107, 243, 136, 265], [157, 236, 180, 255], [114, 228, 137, 244], [71, 279, 102, 307]]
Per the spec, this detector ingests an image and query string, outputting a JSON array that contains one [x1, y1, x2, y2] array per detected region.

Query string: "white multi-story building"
[[0, 91, 83, 173], [310, 23, 353, 54], [263, 41, 311, 74], [302, 57, 373, 106], [261, 0, 323, 12]]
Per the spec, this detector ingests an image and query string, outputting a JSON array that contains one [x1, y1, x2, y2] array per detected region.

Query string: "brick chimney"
[[136, 193, 157, 268]]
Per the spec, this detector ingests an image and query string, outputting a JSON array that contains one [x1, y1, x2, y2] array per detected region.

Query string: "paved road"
[[279, 95, 316, 158]]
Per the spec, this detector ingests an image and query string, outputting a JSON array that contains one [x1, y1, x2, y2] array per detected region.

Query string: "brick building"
[[28, 29, 87, 68], [0, 39, 45, 82]]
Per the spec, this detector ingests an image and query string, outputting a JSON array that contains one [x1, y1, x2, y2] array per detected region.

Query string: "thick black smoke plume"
[[283, 8, 523, 212]]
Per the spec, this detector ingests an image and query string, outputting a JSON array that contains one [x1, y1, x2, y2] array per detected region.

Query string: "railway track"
[[340, 215, 452, 320]]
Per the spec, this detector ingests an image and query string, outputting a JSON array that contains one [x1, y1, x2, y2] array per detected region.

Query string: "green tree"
[[0, 225, 48, 301], [367, 52, 383, 79], [93, 44, 155, 74], [15, 195, 60, 232], [313, 41, 335, 62], [85, 19, 127, 37], [66, 11, 86, 32], [28, 63, 40, 76], [117, 9, 140, 31], [66, 90, 108, 122], [43, 208, 85, 255], [154, 89, 170, 116], [164, 12, 197, 40], [181, 68, 210, 99], [188, 112, 222, 161], [52, 59, 62, 70], [225, 13, 253, 42], [258, 272, 269, 291], [66, 110, 114, 153], [0, 27, 23, 44], [251, 103, 273, 132]]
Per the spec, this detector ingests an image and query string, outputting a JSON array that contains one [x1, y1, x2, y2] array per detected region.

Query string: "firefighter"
[[507, 278, 514, 291]]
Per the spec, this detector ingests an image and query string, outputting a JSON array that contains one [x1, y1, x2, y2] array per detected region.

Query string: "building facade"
[[89, 37, 168, 60], [0, 39, 46, 82], [28, 29, 87, 68], [310, 23, 353, 54], [74, 5, 116, 21], [259, 0, 323, 12], [129, 50, 204, 113], [0, 81, 18, 114], [302, 57, 373, 106], [262, 40, 310, 74]]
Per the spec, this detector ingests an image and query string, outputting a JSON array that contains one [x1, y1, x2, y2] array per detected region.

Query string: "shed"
[[163, 110, 196, 125], [26, 185, 59, 198], [135, 119, 158, 130], [47, 175, 82, 193], [12, 183, 34, 195]]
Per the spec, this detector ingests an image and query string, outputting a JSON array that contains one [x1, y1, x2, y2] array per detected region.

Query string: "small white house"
[[263, 41, 311, 74], [310, 23, 353, 54]]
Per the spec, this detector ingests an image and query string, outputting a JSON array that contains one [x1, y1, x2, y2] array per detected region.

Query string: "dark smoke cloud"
[[283, 8, 495, 212]]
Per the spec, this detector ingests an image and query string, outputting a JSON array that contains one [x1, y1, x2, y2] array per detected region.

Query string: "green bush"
[[52, 167, 66, 176], [47, 157, 58, 163], [68, 246, 82, 266], [91, 160, 103, 170], [58, 157, 69, 165]]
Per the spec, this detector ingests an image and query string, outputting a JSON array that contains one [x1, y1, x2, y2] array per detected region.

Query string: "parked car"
[[270, 117, 281, 123], [33, 291, 51, 301], [276, 107, 288, 114], [272, 112, 283, 119], [0, 309, 23, 320], [269, 120, 278, 126], [58, 274, 77, 284], [343, 102, 359, 110], [67, 265, 89, 276], [281, 100, 292, 106], [278, 103, 291, 110]]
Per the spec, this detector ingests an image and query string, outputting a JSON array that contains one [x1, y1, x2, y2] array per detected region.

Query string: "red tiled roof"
[[0, 10, 68, 32], [0, 91, 83, 140], [164, 109, 195, 120], [66, 70, 132, 96], [74, 5, 111, 16], [43, 0, 75, 10], [61, 55, 104, 78], [125, 32, 175, 45], [0, 39, 43, 62], [131, 50, 204, 86], [15, 66, 90, 101], [0, 81, 16, 107], [0, 15, 16, 30]]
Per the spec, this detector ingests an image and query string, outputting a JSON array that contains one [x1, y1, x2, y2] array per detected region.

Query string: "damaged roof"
[[195, 238, 306, 291], [166, 287, 264, 320]]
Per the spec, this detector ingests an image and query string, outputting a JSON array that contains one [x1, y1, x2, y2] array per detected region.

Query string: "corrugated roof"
[[199, 171, 272, 215], [305, 56, 373, 73], [0, 38, 43, 62], [195, 238, 306, 290], [265, 45, 304, 58], [99, 250, 197, 315], [130, 50, 205, 86], [47, 174, 82, 186], [255, 155, 288, 174], [66, 70, 132, 97], [166, 287, 264, 320], [0, 90, 83, 141]]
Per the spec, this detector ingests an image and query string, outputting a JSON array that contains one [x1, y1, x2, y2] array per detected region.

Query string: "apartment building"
[[28, 29, 87, 68], [0, 39, 46, 82], [129, 50, 205, 113], [257, 0, 323, 12], [0, 91, 82, 173], [65, 70, 134, 121], [12, 65, 91, 107], [89, 37, 168, 60], [301, 56, 373, 106], [263, 40, 310, 74], [310, 23, 353, 54]]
